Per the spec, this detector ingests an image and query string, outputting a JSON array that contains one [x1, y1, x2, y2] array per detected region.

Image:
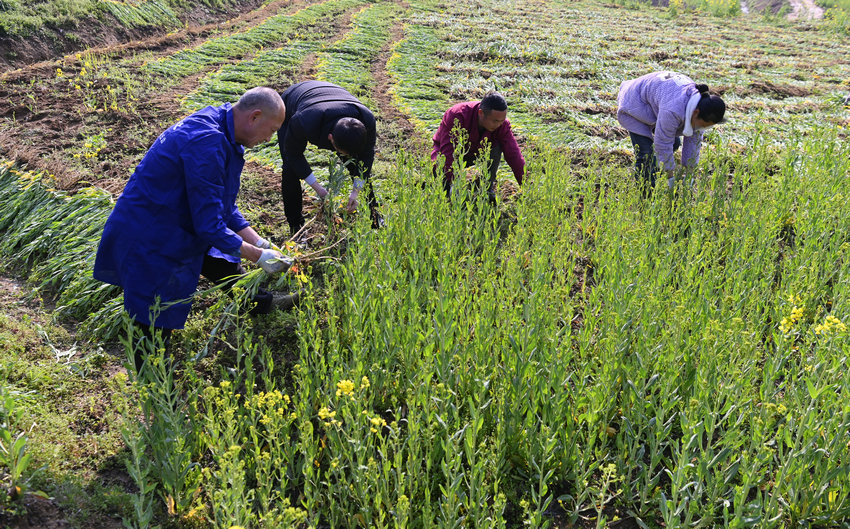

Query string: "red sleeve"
[[496, 120, 525, 184], [431, 107, 463, 182]]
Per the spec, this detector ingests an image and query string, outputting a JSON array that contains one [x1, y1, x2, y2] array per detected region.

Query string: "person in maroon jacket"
[[431, 92, 525, 202]]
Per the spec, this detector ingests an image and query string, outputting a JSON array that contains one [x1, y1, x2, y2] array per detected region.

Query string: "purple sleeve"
[[681, 132, 703, 168], [432, 107, 468, 182], [653, 109, 681, 171], [432, 110, 457, 180]]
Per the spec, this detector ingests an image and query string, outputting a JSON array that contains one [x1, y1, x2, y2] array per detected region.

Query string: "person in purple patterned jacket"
[[617, 71, 726, 193]]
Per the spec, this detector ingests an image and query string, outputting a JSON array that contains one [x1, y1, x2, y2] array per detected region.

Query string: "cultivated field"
[[1, 0, 849, 527]]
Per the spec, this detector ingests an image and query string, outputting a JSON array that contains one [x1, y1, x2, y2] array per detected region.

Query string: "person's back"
[[277, 81, 378, 233], [95, 104, 244, 301]]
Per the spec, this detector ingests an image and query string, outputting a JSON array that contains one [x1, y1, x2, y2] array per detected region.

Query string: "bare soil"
[[0, 0, 276, 73], [0, 0, 326, 195]]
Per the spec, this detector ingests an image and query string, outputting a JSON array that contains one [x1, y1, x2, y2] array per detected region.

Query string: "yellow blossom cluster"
[[370, 416, 387, 433], [813, 315, 847, 336], [335, 375, 370, 397], [336, 379, 355, 397], [779, 299, 805, 335]]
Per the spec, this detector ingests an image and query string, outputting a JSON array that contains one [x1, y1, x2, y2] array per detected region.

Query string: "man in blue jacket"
[[277, 81, 380, 233], [94, 87, 290, 353]]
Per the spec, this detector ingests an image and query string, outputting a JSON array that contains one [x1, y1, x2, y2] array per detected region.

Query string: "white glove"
[[254, 237, 271, 249], [257, 249, 293, 274]]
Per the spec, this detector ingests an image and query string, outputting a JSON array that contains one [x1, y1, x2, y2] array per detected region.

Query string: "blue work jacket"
[[94, 103, 249, 329]]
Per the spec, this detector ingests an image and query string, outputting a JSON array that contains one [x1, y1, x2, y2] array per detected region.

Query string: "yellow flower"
[[361, 375, 370, 389], [336, 379, 355, 397], [318, 407, 336, 420], [370, 416, 387, 433]]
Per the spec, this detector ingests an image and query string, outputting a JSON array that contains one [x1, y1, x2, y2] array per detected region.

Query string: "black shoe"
[[249, 288, 274, 315], [272, 290, 302, 311]]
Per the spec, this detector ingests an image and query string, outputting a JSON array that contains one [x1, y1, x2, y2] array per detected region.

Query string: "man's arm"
[[432, 109, 462, 182], [495, 120, 525, 185], [279, 116, 313, 180], [183, 136, 243, 255]]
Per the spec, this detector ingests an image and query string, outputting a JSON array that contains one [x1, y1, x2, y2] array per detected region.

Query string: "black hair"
[[694, 83, 726, 124], [480, 92, 508, 113], [331, 117, 368, 155]]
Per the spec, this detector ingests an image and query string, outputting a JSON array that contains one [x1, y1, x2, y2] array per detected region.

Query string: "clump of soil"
[[741, 80, 813, 98]]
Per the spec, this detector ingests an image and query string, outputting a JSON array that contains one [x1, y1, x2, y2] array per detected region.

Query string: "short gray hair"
[[236, 87, 285, 115]]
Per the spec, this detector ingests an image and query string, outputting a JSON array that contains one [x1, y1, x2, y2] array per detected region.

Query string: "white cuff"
[[304, 173, 317, 186]]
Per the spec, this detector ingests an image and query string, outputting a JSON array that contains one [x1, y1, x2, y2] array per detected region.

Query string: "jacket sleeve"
[[279, 115, 313, 180], [226, 204, 250, 233], [432, 109, 461, 181], [681, 131, 703, 168], [653, 108, 681, 171], [496, 121, 525, 185], [182, 135, 243, 254]]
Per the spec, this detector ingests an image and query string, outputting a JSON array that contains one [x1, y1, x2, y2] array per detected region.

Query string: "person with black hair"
[[431, 92, 526, 201], [277, 81, 379, 234], [617, 71, 726, 192]]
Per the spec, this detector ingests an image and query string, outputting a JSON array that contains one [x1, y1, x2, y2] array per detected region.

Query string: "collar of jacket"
[[221, 103, 246, 155], [683, 92, 701, 137]]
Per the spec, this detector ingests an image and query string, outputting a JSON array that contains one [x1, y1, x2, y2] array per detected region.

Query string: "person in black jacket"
[[278, 81, 379, 233]]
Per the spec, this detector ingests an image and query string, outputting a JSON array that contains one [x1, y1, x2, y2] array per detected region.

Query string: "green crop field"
[[0, 0, 849, 527]]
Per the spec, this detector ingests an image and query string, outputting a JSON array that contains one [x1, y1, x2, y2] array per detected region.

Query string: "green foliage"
[[0, 0, 98, 37], [1, 0, 850, 526], [100, 0, 180, 29], [0, 385, 36, 514], [0, 165, 122, 337], [316, 2, 409, 107], [0, 0, 243, 38]]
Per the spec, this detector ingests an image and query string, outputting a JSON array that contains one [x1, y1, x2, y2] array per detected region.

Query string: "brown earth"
[[740, 80, 814, 98], [0, 0, 276, 74], [0, 0, 340, 196], [369, 0, 430, 154]]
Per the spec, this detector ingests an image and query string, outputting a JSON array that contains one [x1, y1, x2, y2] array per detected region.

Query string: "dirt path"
[[369, 1, 429, 154], [787, 0, 824, 20]]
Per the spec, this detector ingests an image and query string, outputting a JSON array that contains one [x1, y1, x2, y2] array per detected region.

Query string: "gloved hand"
[[309, 180, 329, 200], [254, 237, 272, 249], [346, 191, 359, 212], [257, 249, 293, 274]]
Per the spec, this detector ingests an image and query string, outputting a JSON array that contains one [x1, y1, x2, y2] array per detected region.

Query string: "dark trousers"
[[442, 142, 503, 201], [629, 132, 681, 192], [282, 171, 382, 233], [201, 254, 273, 315], [128, 255, 273, 371], [130, 320, 172, 373]]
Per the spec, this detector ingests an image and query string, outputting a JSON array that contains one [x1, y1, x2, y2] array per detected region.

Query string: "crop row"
[[146, 0, 367, 79], [314, 1, 410, 108], [386, 0, 850, 157], [108, 124, 850, 528]]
